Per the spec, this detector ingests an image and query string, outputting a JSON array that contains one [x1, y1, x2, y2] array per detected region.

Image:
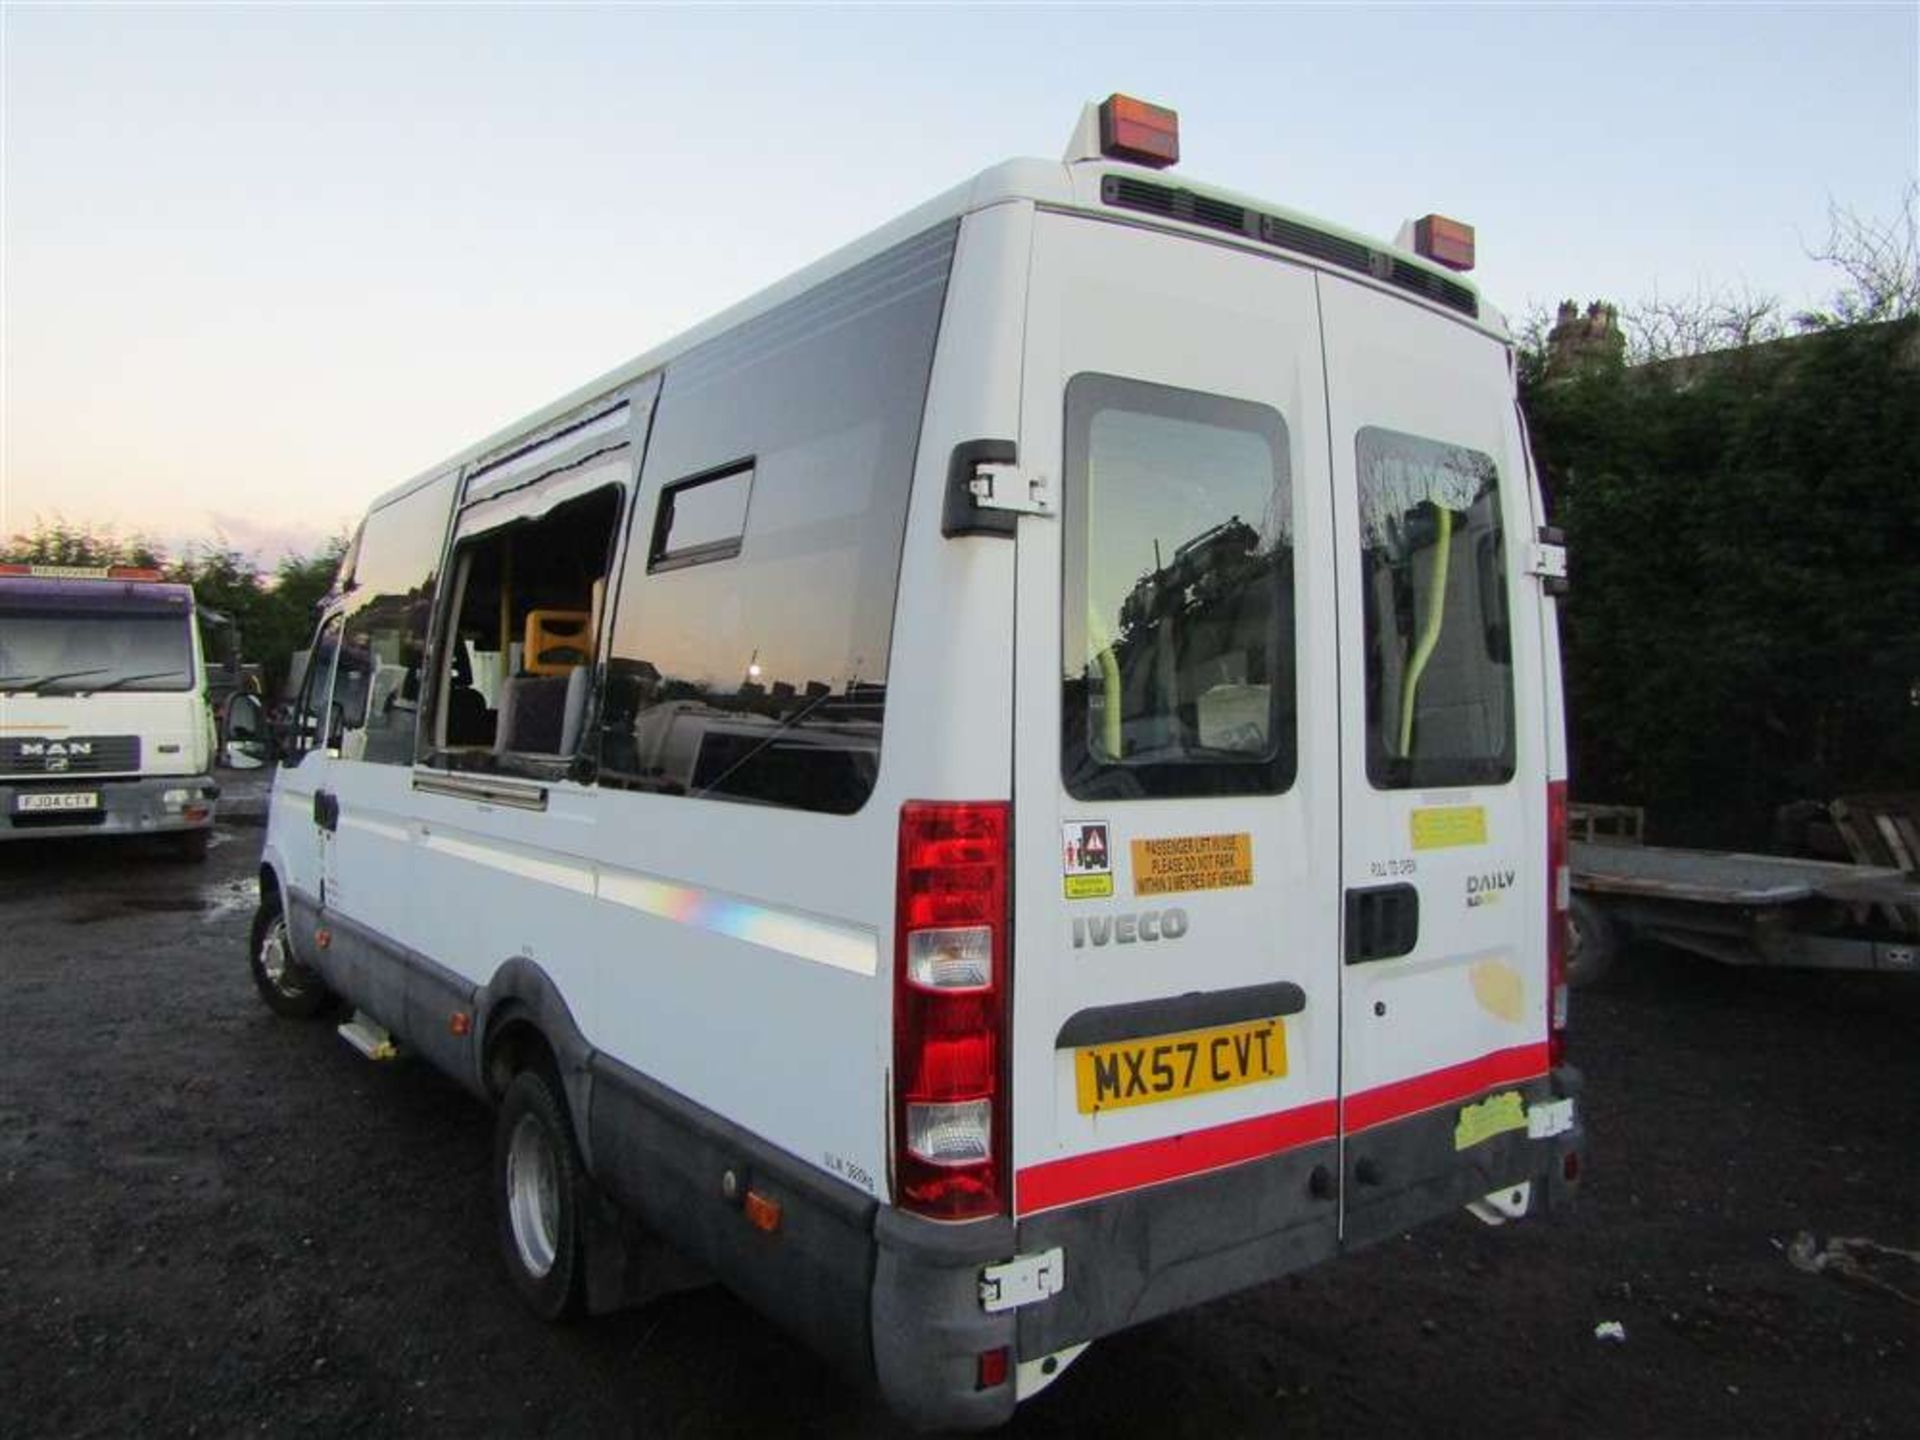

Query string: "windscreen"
[[0, 611, 196, 693]]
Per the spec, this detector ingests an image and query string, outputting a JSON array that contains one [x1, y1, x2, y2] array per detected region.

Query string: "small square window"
[[650, 462, 752, 571]]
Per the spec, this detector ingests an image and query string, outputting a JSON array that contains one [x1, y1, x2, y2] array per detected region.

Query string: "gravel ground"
[[2, 778, 1914, 1437]]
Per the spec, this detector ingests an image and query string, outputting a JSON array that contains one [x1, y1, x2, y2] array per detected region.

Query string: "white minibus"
[[252, 96, 1581, 1429]]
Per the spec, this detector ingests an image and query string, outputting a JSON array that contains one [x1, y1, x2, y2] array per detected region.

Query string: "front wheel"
[[248, 892, 334, 1018], [495, 1068, 588, 1321]]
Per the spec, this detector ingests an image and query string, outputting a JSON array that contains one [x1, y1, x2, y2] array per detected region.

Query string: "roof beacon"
[[1063, 94, 1179, 170], [1399, 213, 1476, 273]]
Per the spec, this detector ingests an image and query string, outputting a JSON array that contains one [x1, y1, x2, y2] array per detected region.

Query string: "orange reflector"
[[1413, 214, 1475, 272], [744, 1190, 782, 1234], [449, 1011, 472, 1037], [976, 1347, 1010, 1390], [1099, 94, 1179, 169], [315, 928, 332, 950]]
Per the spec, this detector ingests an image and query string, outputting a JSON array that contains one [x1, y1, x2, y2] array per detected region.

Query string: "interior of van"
[[432, 485, 622, 771]]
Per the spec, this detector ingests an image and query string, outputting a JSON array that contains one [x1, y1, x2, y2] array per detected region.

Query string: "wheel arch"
[[477, 957, 599, 1166]]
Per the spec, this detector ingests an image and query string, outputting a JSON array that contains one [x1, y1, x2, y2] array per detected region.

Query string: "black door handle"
[[1345, 884, 1418, 963], [313, 790, 339, 833]]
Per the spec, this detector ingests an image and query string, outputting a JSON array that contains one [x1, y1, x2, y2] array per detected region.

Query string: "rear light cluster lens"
[[1547, 779, 1570, 1066], [894, 801, 1009, 1220]]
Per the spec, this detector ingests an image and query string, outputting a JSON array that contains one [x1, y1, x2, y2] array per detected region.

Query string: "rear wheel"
[[248, 892, 333, 1018], [1567, 893, 1619, 989], [173, 829, 211, 863], [495, 1067, 587, 1321]]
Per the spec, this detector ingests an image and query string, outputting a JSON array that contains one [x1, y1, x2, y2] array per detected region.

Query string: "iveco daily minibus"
[[250, 97, 1581, 1429]]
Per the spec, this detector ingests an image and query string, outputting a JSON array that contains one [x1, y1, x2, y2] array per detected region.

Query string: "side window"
[[1062, 375, 1297, 800], [599, 223, 956, 815], [1357, 426, 1515, 788], [288, 613, 343, 764], [427, 479, 626, 775], [334, 473, 456, 765], [650, 463, 752, 571]]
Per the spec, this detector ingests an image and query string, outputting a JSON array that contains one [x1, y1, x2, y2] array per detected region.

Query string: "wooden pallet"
[[1830, 793, 1920, 934]]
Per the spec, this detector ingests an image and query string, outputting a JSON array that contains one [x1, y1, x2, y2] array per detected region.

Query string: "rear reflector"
[[894, 801, 1010, 1220], [1099, 93, 1179, 169], [976, 1347, 1010, 1390]]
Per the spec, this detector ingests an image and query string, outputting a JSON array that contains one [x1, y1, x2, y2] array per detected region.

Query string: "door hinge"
[[944, 438, 1053, 538], [980, 1246, 1065, 1313], [970, 462, 1054, 518], [1528, 525, 1569, 594]]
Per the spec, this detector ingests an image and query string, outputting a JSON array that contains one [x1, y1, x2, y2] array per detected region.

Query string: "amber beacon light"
[[1412, 213, 1476, 272], [1099, 94, 1180, 168]]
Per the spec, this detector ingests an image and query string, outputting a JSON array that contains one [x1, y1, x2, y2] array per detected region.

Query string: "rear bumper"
[[0, 774, 219, 841], [873, 1064, 1581, 1429]]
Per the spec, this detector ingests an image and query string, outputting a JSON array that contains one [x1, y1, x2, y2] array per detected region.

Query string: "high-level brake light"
[[893, 801, 1010, 1220], [1098, 94, 1179, 169], [1412, 213, 1476, 272]]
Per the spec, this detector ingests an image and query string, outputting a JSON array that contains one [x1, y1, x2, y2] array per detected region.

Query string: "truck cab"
[[0, 565, 221, 857]]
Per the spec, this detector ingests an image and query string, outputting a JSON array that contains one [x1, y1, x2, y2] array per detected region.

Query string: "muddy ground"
[[2, 777, 1914, 1437]]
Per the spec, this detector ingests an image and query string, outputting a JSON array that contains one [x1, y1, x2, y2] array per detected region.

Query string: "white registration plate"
[[14, 791, 101, 814]]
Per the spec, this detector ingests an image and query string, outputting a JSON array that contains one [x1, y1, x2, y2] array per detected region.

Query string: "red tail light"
[[1546, 779, 1570, 1066], [894, 801, 1010, 1220]]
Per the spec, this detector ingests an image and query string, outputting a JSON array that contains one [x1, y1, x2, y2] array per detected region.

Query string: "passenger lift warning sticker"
[[1063, 821, 1114, 899], [1131, 833, 1253, 896]]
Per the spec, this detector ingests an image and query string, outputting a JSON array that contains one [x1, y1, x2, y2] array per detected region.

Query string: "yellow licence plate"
[[1075, 1017, 1287, 1114]]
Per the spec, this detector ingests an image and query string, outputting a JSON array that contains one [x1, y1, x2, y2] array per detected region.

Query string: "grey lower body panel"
[[1014, 1068, 1581, 1360], [0, 774, 217, 841]]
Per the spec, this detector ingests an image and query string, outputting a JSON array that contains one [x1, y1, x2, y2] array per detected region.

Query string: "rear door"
[[1008, 214, 1342, 1225], [1318, 276, 1550, 1243]]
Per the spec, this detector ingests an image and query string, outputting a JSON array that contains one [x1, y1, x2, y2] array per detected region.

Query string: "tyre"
[[248, 892, 333, 1018], [173, 829, 211, 863], [495, 1068, 587, 1321], [1567, 893, 1619, 989]]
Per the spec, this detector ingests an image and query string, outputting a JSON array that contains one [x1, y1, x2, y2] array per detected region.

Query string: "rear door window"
[[1356, 425, 1514, 787], [1062, 374, 1296, 799]]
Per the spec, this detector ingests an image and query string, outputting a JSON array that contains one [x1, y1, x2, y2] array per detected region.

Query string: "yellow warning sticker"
[[1411, 805, 1488, 851], [1131, 833, 1253, 897], [1454, 1090, 1528, 1151], [1064, 873, 1114, 900]]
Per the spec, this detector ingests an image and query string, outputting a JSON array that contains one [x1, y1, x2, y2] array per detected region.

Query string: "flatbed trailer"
[[1568, 841, 1920, 983]]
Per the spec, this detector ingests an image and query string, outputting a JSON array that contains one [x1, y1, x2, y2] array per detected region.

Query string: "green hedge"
[[1524, 317, 1920, 848]]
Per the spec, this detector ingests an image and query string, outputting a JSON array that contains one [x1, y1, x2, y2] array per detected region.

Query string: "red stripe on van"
[[1013, 1042, 1550, 1216], [1341, 1042, 1551, 1134], [1016, 1098, 1339, 1215]]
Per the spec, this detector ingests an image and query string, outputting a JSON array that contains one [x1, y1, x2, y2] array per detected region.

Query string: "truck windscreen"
[[0, 610, 196, 693]]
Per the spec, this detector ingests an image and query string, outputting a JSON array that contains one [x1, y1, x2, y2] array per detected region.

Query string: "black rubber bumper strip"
[[1055, 981, 1307, 1049]]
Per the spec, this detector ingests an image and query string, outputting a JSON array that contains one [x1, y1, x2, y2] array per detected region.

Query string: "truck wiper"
[[0, 668, 110, 693], [82, 669, 191, 692]]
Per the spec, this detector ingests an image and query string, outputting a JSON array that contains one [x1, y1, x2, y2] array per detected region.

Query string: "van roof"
[[367, 157, 1503, 515]]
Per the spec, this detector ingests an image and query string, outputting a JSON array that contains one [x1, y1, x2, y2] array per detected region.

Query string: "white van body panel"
[[257, 145, 1576, 1432], [1009, 213, 1344, 1215], [1319, 276, 1549, 1123]]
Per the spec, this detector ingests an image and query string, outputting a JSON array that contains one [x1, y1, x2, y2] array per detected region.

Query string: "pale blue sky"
[[4, 3, 1915, 559]]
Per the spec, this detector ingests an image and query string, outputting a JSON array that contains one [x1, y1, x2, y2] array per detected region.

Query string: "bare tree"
[[1622, 284, 1786, 364], [1795, 184, 1920, 330]]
